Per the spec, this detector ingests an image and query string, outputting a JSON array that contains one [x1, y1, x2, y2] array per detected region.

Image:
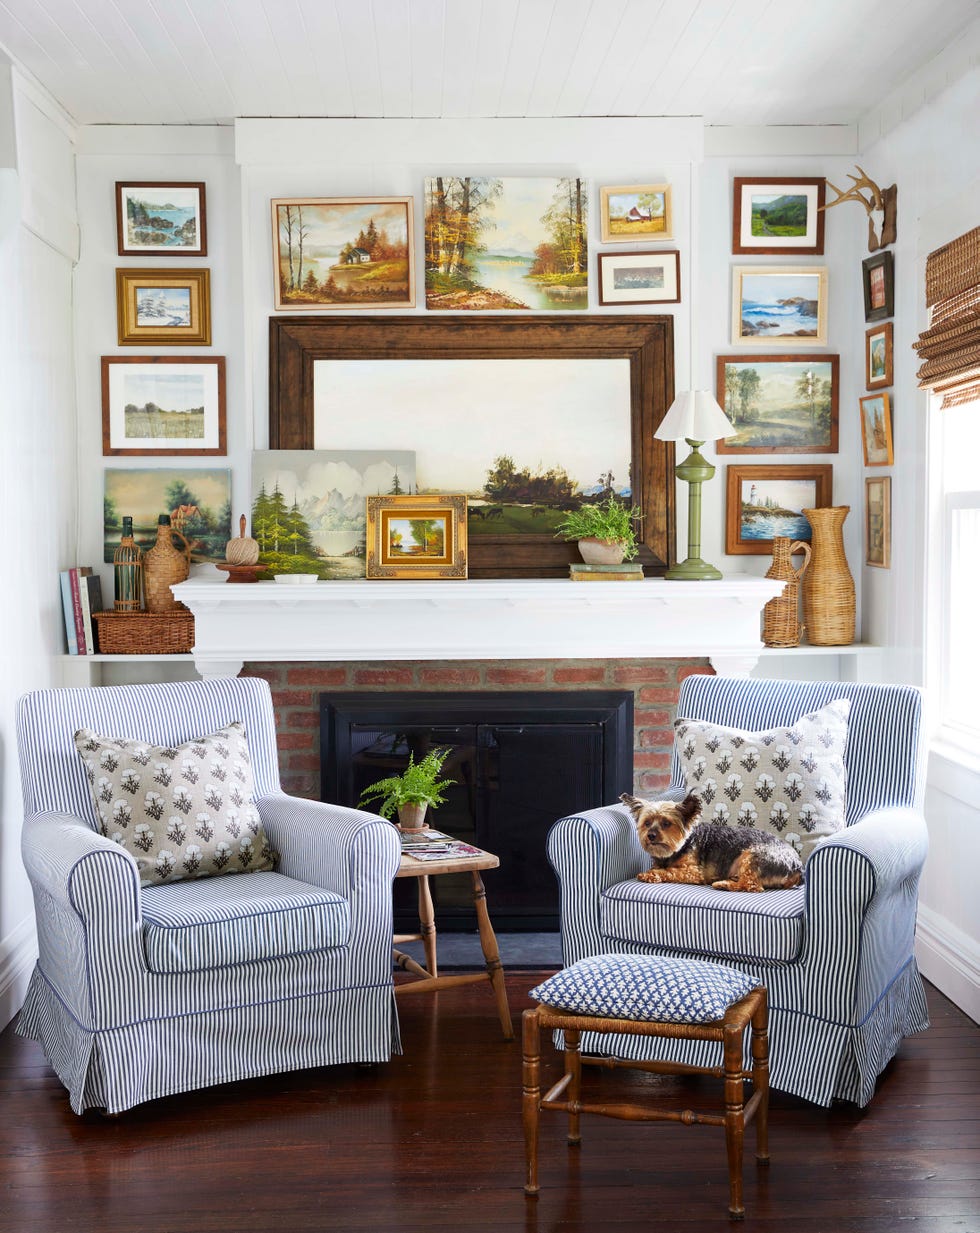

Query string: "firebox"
[[320, 690, 633, 931]]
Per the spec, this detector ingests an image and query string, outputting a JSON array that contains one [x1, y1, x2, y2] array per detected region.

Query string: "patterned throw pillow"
[[74, 722, 276, 887], [529, 954, 759, 1024], [673, 699, 850, 860]]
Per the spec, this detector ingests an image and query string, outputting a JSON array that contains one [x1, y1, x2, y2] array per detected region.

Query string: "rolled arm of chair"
[[802, 807, 929, 1022], [22, 813, 142, 919]]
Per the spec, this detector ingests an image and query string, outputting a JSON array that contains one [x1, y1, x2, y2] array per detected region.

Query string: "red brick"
[[633, 749, 673, 768], [284, 710, 321, 729], [287, 666, 349, 687], [676, 662, 715, 684], [551, 665, 608, 684], [612, 663, 670, 685], [486, 666, 548, 686], [637, 686, 681, 705], [287, 753, 320, 772], [277, 731, 315, 750], [417, 666, 483, 687], [637, 771, 672, 793], [637, 727, 672, 748], [271, 688, 314, 710], [352, 667, 415, 687], [634, 708, 671, 728], [242, 664, 285, 686], [280, 773, 317, 798]]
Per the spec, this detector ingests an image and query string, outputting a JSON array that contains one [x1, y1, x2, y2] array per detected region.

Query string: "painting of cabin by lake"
[[424, 177, 588, 310], [739, 478, 816, 542], [718, 357, 838, 452], [273, 198, 414, 309]]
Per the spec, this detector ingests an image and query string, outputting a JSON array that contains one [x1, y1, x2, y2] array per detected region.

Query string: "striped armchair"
[[547, 676, 929, 1107], [16, 677, 401, 1115]]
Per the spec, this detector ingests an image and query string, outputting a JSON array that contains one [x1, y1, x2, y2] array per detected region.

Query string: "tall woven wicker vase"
[[801, 506, 855, 645], [143, 515, 191, 613], [763, 537, 811, 647]]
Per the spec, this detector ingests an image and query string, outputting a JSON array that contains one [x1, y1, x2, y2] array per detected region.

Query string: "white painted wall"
[[0, 64, 78, 1024]]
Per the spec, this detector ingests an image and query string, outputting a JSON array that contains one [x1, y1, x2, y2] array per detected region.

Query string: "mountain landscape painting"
[[733, 178, 825, 255], [250, 450, 417, 578], [424, 177, 588, 310]]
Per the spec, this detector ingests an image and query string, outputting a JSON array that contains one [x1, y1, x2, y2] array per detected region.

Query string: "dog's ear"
[[619, 792, 646, 818], [678, 793, 703, 824]]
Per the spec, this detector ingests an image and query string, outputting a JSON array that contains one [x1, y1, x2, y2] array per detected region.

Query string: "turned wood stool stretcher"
[[522, 983, 770, 1221]]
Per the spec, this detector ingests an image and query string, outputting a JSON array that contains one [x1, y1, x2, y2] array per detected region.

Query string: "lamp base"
[[665, 557, 724, 581]]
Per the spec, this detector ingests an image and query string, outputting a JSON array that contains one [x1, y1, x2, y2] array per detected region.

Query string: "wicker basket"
[[92, 610, 194, 655]]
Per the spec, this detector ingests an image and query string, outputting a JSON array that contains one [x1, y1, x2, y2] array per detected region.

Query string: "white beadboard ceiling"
[[0, 0, 977, 128]]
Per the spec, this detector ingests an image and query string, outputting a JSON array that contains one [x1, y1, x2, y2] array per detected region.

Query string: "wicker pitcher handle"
[[171, 527, 192, 562], [791, 540, 811, 580]]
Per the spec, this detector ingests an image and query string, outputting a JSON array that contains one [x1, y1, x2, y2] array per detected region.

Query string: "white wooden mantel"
[[169, 574, 784, 680]]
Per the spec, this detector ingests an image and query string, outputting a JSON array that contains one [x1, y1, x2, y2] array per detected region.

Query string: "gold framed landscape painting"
[[116, 269, 211, 345], [599, 184, 672, 243], [866, 476, 891, 568], [860, 392, 894, 466], [272, 197, 415, 310], [732, 266, 828, 346], [366, 494, 468, 579], [865, 322, 893, 390]]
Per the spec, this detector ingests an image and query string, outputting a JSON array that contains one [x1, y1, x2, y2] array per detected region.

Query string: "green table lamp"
[[654, 389, 736, 580]]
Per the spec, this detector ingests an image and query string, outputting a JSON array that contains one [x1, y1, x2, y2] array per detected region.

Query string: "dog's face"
[[620, 792, 703, 859]]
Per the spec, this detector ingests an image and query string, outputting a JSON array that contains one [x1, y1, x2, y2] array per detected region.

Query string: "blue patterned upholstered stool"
[[522, 954, 770, 1222]]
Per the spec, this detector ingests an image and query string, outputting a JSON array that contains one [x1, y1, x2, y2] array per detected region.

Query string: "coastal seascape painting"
[[116, 182, 206, 256], [424, 177, 588, 310], [725, 464, 833, 555], [732, 266, 827, 346]]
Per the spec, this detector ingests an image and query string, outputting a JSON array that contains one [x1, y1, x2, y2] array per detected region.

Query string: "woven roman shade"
[[914, 225, 980, 402]]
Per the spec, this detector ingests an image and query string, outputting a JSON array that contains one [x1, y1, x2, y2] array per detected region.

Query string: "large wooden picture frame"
[[269, 315, 676, 578]]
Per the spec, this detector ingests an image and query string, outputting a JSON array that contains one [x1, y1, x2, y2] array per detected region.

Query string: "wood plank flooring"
[[0, 976, 977, 1233]]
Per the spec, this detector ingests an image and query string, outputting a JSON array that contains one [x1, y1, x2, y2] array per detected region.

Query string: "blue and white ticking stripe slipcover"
[[16, 678, 402, 1115], [547, 677, 930, 1108]]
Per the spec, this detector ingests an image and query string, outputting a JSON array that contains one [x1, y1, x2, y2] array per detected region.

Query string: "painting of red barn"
[[600, 184, 672, 243]]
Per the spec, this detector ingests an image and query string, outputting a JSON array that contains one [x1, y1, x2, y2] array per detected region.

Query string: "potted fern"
[[357, 748, 456, 830], [555, 495, 643, 565]]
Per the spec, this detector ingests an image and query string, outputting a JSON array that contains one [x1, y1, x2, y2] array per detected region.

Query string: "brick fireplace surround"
[[241, 657, 714, 801]]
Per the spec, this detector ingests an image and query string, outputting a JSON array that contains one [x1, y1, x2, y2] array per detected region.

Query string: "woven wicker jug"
[[763, 537, 811, 647], [801, 507, 855, 645], [143, 515, 191, 613]]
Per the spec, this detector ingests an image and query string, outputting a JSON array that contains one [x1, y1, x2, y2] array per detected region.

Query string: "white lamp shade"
[[654, 389, 735, 442]]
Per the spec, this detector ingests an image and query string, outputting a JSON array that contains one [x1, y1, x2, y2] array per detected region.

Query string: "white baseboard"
[[0, 916, 37, 1030], [916, 904, 980, 1024]]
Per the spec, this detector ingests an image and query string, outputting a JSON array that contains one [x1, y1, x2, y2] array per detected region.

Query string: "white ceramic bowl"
[[273, 574, 318, 585]]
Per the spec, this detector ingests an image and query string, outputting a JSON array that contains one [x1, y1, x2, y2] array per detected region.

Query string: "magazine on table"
[[398, 829, 482, 861]]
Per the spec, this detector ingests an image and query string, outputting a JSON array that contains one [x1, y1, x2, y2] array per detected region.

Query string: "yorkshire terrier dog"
[[620, 792, 803, 892]]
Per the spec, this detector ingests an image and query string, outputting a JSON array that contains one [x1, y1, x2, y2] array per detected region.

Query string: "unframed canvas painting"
[[424, 177, 588, 310], [250, 450, 417, 579], [104, 468, 232, 563]]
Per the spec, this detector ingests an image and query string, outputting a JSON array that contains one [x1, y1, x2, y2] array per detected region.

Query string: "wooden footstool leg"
[[565, 1027, 582, 1147], [723, 1018, 747, 1221], [522, 1008, 542, 1197], [752, 990, 770, 1165]]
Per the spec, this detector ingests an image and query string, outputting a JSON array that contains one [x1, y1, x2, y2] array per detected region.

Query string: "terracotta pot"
[[397, 803, 428, 831], [577, 537, 626, 565]]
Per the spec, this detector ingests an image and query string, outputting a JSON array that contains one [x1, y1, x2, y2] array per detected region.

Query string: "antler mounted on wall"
[[820, 165, 897, 251]]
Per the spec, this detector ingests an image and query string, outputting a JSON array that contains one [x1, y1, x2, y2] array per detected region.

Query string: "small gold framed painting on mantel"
[[366, 494, 468, 580]]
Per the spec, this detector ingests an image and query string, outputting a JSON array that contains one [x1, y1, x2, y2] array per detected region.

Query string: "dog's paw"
[[637, 869, 664, 883]]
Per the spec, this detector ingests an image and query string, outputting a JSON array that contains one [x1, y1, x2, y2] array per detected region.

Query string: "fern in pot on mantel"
[[555, 495, 643, 565], [358, 748, 456, 830]]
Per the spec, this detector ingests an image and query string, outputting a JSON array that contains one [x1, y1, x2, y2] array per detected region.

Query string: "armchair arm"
[[802, 807, 929, 1023]]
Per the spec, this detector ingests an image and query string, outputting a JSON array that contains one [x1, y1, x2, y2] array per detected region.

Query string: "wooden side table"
[[393, 840, 514, 1040]]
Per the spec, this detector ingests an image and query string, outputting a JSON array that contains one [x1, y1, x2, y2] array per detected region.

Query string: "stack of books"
[[60, 567, 104, 655], [568, 562, 645, 581]]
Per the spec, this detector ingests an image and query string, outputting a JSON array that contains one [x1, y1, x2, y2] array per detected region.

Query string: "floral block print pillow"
[[673, 699, 850, 861], [74, 722, 276, 887]]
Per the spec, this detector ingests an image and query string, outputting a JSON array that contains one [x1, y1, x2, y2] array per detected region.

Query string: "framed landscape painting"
[[732, 266, 827, 346], [272, 197, 414, 310], [115, 269, 211, 345], [859, 393, 894, 466], [103, 468, 231, 563], [599, 184, 672, 243], [865, 321, 893, 390], [597, 250, 680, 305], [715, 355, 839, 454], [732, 177, 825, 255], [865, 476, 891, 568], [365, 494, 468, 579], [115, 181, 206, 256], [424, 177, 587, 310], [725, 463, 833, 555], [101, 356, 225, 456], [863, 251, 894, 322]]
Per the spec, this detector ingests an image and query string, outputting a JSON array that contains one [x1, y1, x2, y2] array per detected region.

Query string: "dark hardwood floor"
[[1, 976, 977, 1233]]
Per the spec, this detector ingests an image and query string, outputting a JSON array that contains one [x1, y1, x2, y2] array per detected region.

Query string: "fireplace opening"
[[320, 690, 633, 932]]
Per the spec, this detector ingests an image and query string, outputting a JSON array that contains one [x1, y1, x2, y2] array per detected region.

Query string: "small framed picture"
[[732, 177, 826, 255], [597, 250, 680, 305], [862, 251, 894, 322], [599, 184, 672, 243], [101, 356, 226, 456], [272, 197, 415, 310], [366, 494, 468, 579], [859, 393, 894, 467], [115, 269, 211, 345], [731, 266, 828, 347], [115, 181, 207, 256], [865, 476, 891, 568], [865, 322, 893, 389], [715, 354, 839, 454], [725, 463, 833, 556]]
